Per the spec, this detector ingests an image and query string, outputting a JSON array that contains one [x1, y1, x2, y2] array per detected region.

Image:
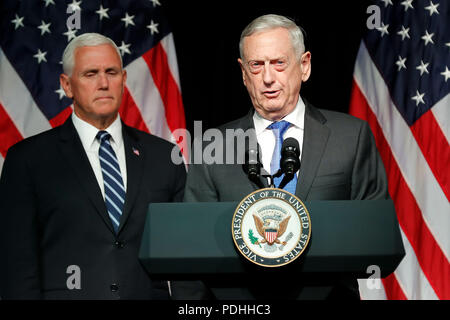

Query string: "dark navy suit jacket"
[[0, 118, 186, 299]]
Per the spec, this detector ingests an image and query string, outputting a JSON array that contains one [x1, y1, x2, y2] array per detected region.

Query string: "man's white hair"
[[62, 33, 122, 76], [239, 14, 306, 61]]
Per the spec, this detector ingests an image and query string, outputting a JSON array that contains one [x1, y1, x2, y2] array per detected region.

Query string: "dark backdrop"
[[164, 0, 373, 133]]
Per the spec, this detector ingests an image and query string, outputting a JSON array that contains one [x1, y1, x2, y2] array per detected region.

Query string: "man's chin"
[[92, 102, 120, 115], [264, 104, 284, 112], [255, 103, 285, 118], [95, 111, 119, 121], [90, 107, 120, 122]]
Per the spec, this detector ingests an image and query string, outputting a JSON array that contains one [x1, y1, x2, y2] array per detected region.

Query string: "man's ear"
[[122, 69, 127, 86], [237, 58, 247, 87], [300, 51, 311, 82], [60, 73, 73, 99]]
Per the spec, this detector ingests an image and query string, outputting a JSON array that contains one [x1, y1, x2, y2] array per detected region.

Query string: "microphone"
[[278, 137, 300, 189], [242, 145, 265, 189]]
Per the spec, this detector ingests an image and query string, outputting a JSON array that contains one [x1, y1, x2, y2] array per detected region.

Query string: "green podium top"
[[139, 200, 404, 279]]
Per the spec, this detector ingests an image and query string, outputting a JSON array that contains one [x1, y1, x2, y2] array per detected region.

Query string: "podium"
[[139, 200, 404, 299]]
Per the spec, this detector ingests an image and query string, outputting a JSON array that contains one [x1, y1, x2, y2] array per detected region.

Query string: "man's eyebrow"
[[81, 68, 99, 74], [271, 56, 288, 60], [80, 66, 120, 74], [248, 55, 288, 61]]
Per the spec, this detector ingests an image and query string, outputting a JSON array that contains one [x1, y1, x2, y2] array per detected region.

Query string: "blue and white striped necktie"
[[96, 131, 125, 233], [268, 120, 297, 194]]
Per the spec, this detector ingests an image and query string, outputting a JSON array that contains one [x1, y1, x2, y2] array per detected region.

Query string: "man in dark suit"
[[184, 14, 389, 299], [0, 33, 186, 299]]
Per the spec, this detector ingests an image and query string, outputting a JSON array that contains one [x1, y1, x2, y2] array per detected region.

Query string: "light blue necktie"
[[97, 131, 125, 233], [268, 120, 297, 194]]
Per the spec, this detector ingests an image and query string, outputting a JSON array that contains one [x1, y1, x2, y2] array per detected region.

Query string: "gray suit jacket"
[[183, 101, 389, 300], [184, 100, 389, 203]]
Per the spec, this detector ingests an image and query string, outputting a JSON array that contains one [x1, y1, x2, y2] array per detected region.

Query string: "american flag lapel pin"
[[132, 147, 140, 156]]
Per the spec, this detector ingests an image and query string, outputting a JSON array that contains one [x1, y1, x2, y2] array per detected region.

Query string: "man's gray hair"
[[239, 14, 305, 61], [62, 33, 122, 76]]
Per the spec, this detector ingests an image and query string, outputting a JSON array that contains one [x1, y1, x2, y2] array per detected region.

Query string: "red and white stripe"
[[121, 33, 187, 163], [265, 231, 277, 244], [352, 42, 449, 300], [0, 48, 51, 159], [0, 33, 187, 173]]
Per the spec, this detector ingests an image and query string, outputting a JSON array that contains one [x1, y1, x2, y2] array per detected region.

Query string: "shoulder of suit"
[[316, 107, 367, 129], [6, 126, 60, 156], [124, 125, 178, 152], [216, 112, 253, 132], [214, 104, 367, 131]]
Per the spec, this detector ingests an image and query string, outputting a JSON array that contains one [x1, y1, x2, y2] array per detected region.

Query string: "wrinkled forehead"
[[73, 44, 122, 69], [242, 28, 295, 60]]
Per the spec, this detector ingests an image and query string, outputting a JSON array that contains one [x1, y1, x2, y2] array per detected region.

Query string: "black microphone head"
[[281, 137, 300, 156], [280, 137, 300, 175]]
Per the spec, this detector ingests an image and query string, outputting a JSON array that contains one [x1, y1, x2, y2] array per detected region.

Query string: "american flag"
[[0, 0, 187, 173], [351, 0, 449, 299]]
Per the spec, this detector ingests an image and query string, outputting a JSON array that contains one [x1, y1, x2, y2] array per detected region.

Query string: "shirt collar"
[[253, 95, 306, 135], [72, 112, 123, 150]]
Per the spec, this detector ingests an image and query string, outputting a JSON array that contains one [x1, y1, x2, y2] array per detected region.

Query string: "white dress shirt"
[[252, 96, 305, 176], [72, 112, 127, 200]]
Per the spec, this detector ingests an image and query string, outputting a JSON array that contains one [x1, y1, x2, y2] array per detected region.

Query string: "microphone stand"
[[277, 173, 295, 189], [248, 172, 265, 189], [248, 169, 295, 190], [269, 169, 282, 188]]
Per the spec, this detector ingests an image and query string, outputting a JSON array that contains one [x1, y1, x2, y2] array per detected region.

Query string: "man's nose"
[[98, 73, 109, 89], [262, 63, 275, 86]]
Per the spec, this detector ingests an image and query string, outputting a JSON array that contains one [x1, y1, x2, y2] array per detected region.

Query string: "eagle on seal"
[[252, 214, 291, 246]]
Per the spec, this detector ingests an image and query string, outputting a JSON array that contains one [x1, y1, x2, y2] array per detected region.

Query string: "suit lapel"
[[58, 118, 115, 234], [295, 102, 330, 200], [118, 124, 144, 234]]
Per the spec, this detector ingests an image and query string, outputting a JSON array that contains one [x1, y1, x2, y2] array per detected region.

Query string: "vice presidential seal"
[[231, 188, 311, 267]]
